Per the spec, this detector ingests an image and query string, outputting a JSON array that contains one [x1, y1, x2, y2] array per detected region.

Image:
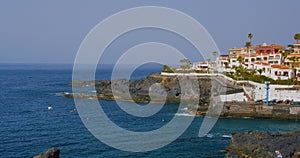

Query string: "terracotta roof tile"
[[218, 57, 229, 61], [287, 54, 300, 57], [254, 62, 270, 66], [271, 64, 291, 70]]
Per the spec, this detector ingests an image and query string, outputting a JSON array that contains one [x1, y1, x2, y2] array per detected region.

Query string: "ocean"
[[1, 63, 300, 158]]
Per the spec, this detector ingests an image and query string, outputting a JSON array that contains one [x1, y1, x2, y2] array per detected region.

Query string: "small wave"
[[175, 112, 194, 117], [54, 93, 64, 96], [243, 117, 254, 119], [204, 133, 232, 138], [182, 107, 188, 111], [206, 133, 214, 138], [221, 134, 232, 138]]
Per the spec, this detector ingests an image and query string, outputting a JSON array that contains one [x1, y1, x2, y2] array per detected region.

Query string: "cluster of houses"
[[192, 42, 300, 81]]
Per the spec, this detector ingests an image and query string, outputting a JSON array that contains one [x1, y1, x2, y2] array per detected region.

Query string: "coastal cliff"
[[225, 130, 300, 158]]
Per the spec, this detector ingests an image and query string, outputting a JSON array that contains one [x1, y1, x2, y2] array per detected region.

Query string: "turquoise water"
[[1, 64, 300, 158]]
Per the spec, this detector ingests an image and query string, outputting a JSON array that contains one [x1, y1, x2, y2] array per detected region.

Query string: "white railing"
[[161, 72, 296, 88]]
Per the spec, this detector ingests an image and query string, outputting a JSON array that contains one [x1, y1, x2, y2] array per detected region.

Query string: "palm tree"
[[237, 56, 244, 64], [245, 41, 252, 70], [224, 62, 229, 68], [294, 33, 300, 43], [257, 69, 263, 75], [206, 58, 211, 63], [245, 42, 251, 48], [180, 58, 191, 70], [246, 33, 253, 70], [248, 33, 253, 43], [162, 65, 173, 73], [235, 65, 248, 79], [212, 51, 218, 57], [250, 69, 257, 76]]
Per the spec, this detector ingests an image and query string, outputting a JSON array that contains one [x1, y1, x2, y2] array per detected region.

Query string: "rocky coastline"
[[63, 73, 300, 120], [225, 130, 300, 158], [67, 73, 241, 103], [34, 147, 60, 158]]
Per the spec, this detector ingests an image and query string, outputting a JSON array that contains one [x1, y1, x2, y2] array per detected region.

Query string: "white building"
[[284, 53, 300, 68], [268, 53, 282, 65], [229, 57, 239, 68], [253, 62, 271, 76], [269, 64, 294, 80], [293, 42, 300, 54], [252, 62, 294, 80], [216, 57, 229, 68], [192, 62, 209, 71]]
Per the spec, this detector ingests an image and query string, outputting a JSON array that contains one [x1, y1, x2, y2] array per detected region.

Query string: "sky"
[[0, 0, 299, 64]]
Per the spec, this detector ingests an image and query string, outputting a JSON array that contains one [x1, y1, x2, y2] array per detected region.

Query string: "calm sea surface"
[[1, 64, 300, 158]]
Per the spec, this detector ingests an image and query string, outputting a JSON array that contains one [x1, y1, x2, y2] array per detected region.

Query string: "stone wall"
[[290, 107, 300, 115]]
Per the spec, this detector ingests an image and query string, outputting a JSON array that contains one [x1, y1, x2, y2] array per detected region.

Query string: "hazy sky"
[[0, 0, 299, 64]]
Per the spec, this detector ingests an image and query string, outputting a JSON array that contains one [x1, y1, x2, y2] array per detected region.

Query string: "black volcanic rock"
[[225, 130, 300, 158], [94, 73, 238, 104], [34, 147, 60, 158]]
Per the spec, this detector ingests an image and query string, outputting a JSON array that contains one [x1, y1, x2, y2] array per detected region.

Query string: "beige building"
[[228, 43, 284, 70], [284, 53, 300, 68], [292, 42, 300, 54]]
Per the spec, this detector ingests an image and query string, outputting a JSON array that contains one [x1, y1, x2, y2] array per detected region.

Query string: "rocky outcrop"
[[33, 147, 60, 158], [67, 73, 241, 105], [225, 130, 300, 158]]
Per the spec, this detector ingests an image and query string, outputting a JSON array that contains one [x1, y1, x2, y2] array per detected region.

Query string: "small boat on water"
[[48, 106, 53, 110]]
